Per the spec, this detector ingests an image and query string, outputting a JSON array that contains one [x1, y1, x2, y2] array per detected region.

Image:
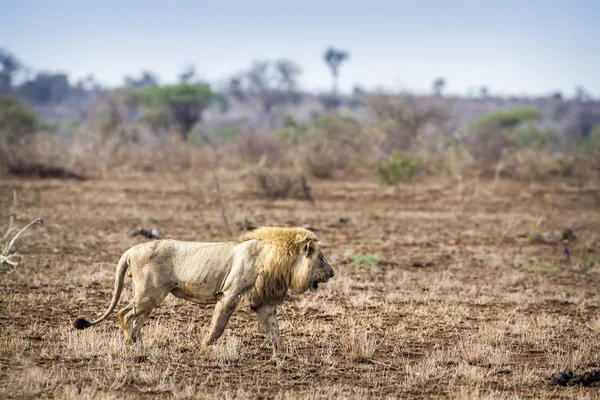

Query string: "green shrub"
[[579, 125, 600, 155], [345, 250, 380, 267], [556, 158, 574, 177], [375, 151, 420, 185], [466, 108, 542, 163], [469, 108, 541, 131], [512, 123, 557, 149], [39, 120, 59, 134], [199, 125, 243, 145], [277, 114, 362, 143], [0, 95, 37, 143]]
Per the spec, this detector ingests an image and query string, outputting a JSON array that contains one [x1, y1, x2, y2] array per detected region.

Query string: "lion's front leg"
[[255, 305, 281, 354], [203, 294, 241, 347]]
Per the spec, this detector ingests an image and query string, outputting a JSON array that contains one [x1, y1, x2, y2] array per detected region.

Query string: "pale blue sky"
[[1, 0, 598, 97]]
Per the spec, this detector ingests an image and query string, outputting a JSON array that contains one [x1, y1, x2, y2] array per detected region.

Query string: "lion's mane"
[[240, 226, 319, 305]]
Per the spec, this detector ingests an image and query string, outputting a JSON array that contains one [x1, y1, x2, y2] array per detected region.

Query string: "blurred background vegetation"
[[0, 44, 599, 190]]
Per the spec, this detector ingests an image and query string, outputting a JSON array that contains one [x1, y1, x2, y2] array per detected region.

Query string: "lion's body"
[[73, 226, 334, 353], [127, 240, 247, 306]]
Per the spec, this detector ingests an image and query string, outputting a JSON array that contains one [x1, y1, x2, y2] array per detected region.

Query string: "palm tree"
[[323, 47, 350, 109], [432, 78, 446, 97]]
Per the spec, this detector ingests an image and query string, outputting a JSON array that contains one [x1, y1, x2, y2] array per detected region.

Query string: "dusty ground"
[[1, 170, 599, 399]]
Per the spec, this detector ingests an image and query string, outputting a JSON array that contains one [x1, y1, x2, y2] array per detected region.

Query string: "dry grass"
[[0, 170, 599, 399], [343, 326, 378, 363], [242, 168, 314, 201]]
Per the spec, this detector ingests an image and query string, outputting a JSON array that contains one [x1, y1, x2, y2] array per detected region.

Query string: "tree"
[[135, 82, 214, 140], [575, 85, 591, 102], [19, 72, 71, 104], [480, 86, 489, 99], [323, 47, 349, 110], [228, 77, 245, 103], [178, 65, 196, 83], [75, 74, 101, 91], [275, 60, 301, 104], [432, 78, 446, 97], [237, 59, 302, 126], [0, 49, 22, 93], [124, 71, 159, 88], [551, 91, 562, 101]]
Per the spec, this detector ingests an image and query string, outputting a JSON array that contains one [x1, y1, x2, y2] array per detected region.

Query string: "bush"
[[375, 151, 420, 185], [579, 125, 600, 155], [278, 114, 371, 178], [0, 95, 38, 168], [466, 108, 542, 163], [224, 134, 285, 168], [243, 169, 313, 201], [368, 94, 451, 152], [469, 108, 541, 131], [198, 125, 243, 145], [512, 123, 557, 149], [0, 95, 37, 143]]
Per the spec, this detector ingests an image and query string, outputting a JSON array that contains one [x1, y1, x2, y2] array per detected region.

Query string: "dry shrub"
[[243, 168, 313, 201], [463, 108, 542, 165], [464, 126, 513, 165], [59, 93, 216, 175], [368, 93, 453, 154], [290, 115, 373, 178], [343, 326, 378, 363], [295, 134, 341, 178], [1, 134, 74, 173], [1, 124, 217, 179], [485, 149, 600, 184], [223, 134, 286, 168]]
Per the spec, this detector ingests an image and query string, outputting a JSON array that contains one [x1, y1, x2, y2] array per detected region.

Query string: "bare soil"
[[1, 170, 599, 399]]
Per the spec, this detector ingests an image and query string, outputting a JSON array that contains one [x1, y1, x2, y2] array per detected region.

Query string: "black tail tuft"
[[73, 317, 92, 330]]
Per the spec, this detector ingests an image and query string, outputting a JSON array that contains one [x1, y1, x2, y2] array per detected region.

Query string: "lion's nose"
[[329, 268, 335, 278]]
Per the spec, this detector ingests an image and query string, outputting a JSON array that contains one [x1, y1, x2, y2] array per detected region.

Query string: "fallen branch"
[[1, 218, 43, 267], [0, 215, 14, 242]]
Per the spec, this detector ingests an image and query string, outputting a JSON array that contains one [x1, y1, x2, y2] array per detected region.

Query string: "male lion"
[[73, 226, 334, 353]]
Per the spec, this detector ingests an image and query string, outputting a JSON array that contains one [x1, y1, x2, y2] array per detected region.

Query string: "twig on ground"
[[1, 218, 43, 267], [367, 358, 398, 371]]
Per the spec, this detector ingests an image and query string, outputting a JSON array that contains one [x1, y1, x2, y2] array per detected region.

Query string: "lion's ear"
[[303, 240, 317, 259]]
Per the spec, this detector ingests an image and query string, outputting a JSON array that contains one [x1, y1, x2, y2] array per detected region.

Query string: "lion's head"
[[240, 226, 335, 302], [309, 249, 335, 292]]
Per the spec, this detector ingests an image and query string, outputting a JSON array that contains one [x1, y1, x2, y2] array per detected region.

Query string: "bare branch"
[[1, 214, 14, 242], [3, 218, 43, 256], [211, 172, 233, 239]]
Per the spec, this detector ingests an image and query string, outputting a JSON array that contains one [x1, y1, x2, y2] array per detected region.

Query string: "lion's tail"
[[73, 250, 130, 330]]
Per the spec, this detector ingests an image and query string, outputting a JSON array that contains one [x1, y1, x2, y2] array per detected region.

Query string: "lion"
[[72, 226, 334, 353]]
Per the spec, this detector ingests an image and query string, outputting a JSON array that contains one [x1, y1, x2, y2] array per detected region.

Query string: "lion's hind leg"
[[117, 303, 134, 339], [121, 286, 171, 344]]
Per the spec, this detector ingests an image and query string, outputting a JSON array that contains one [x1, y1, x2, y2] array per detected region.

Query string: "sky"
[[1, 0, 599, 97]]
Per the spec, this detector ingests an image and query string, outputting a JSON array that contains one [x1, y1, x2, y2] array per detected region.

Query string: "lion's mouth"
[[310, 281, 319, 292]]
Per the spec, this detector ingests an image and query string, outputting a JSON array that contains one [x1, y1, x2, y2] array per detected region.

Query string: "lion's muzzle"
[[310, 265, 335, 292]]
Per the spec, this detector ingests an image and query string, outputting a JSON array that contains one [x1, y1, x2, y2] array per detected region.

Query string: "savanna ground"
[[1, 169, 599, 399]]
